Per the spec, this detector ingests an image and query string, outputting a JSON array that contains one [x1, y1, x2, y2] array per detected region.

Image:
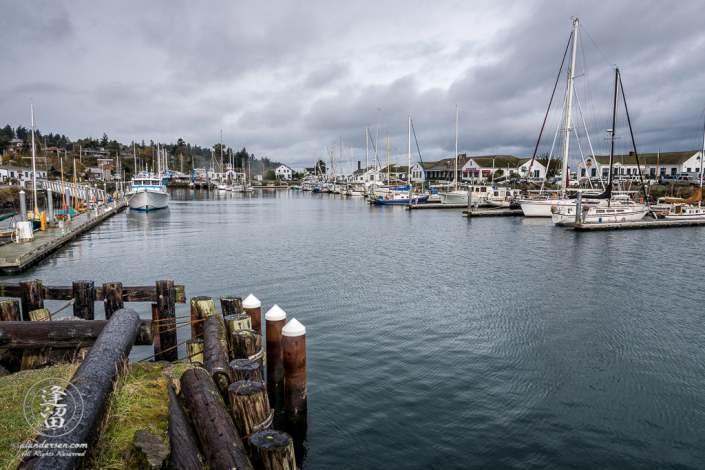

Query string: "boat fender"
[[550, 206, 557, 213]]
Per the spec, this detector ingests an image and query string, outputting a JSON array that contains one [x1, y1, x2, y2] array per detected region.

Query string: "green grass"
[[0, 364, 80, 469]]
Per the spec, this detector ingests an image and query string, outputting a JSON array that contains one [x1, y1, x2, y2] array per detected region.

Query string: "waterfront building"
[[274, 164, 293, 179], [577, 151, 702, 180], [426, 154, 471, 182], [410, 162, 437, 183], [0, 165, 48, 182], [461, 155, 542, 182]]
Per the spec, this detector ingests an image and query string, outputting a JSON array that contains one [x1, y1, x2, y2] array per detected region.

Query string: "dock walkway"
[[462, 208, 524, 217], [0, 201, 127, 274], [561, 218, 705, 231]]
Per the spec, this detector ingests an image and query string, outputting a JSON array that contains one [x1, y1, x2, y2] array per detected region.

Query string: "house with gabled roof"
[[577, 151, 702, 179], [410, 161, 436, 183], [426, 154, 471, 182]]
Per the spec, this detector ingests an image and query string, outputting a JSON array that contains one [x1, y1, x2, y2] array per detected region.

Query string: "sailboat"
[[552, 67, 648, 224], [439, 105, 468, 204], [661, 121, 705, 219]]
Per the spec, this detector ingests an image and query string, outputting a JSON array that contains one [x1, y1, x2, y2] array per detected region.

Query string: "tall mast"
[[561, 18, 579, 196], [365, 125, 369, 183], [133, 136, 136, 176], [30, 100, 38, 214], [455, 104, 458, 190], [607, 67, 620, 206], [700, 122, 705, 192], [408, 118, 412, 188], [157, 139, 161, 176], [220, 130, 223, 177], [387, 132, 390, 185]]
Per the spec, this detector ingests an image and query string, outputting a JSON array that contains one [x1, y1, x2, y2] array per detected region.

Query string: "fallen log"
[[181, 368, 254, 470], [0, 319, 154, 348], [203, 315, 231, 396], [167, 382, 205, 470], [20, 308, 142, 470]]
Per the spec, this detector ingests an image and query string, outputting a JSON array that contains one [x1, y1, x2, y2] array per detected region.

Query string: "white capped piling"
[[19, 190, 27, 221], [243, 294, 262, 334], [282, 318, 307, 413], [265, 305, 286, 385]]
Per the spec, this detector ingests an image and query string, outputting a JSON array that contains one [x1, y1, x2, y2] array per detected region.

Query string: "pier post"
[[191, 296, 217, 337], [19, 280, 44, 321], [575, 190, 582, 224], [186, 337, 204, 365], [203, 314, 232, 395], [102, 282, 124, 320], [21, 308, 51, 370], [156, 280, 177, 362], [47, 188, 54, 223], [249, 430, 296, 470], [233, 328, 263, 370], [0, 299, 21, 322], [243, 294, 262, 334], [228, 380, 272, 440], [220, 296, 243, 317], [151, 303, 161, 356], [283, 318, 307, 413], [230, 358, 264, 383], [265, 305, 286, 385], [224, 314, 252, 353], [72, 280, 95, 320], [19, 190, 27, 221]]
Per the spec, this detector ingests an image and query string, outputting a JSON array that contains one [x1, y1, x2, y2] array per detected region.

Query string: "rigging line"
[[524, 29, 573, 193], [579, 24, 614, 70], [410, 120, 431, 191], [578, 27, 601, 158], [573, 83, 605, 190], [619, 76, 648, 198], [570, 116, 594, 189]]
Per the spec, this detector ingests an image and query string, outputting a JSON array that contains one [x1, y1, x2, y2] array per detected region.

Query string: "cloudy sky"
[[3, 0, 705, 171]]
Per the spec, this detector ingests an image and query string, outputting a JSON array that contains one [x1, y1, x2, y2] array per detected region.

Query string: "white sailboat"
[[439, 105, 469, 204]]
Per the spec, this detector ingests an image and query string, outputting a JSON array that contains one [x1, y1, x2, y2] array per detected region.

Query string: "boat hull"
[[439, 191, 468, 204], [520, 199, 575, 217], [373, 195, 430, 205], [127, 189, 169, 212]]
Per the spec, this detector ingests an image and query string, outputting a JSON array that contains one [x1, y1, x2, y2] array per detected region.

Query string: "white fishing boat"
[[487, 188, 522, 207], [126, 173, 169, 211]]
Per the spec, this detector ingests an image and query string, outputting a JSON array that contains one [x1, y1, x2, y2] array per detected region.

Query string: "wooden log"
[[151, 303, 161, 357], [224, 314, 252, 353], [180, 368, 254, 470], [0, 319, 154, 348], [228, 380, 272, 439], [20, 308, 142, 470], [203, 315, 231, 396], [0, 298, 21, 322], [0, 283, 186, 303], [220, 296, 243, 316], [192, 296, 217, 338], [102, 282, 124, 320], [264, 305, 286, 385], [190, 296, 201, 338], [186, 338, 204, 364], [282, 319, 307, 413], [156, 280, 177, 362], [20, 280, 44, 321], [242, 294, 262, 334], [72, 280, 95, 320], [167, 382, 205, 470], [229, 358, 264, 383], [21, 308, 51, 370], [248, 430, 296, 470], [232, 329, 263, 371]]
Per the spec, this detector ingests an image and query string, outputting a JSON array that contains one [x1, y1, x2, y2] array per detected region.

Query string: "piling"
[[233, 329, 264, 371], [230, 358, 264, 383], [243, 294, 262, 334], [19, 190, 27, 222], [19, 280, 44, 321], [151, 303, 161, 357], [21, 308, 51, 370], [224, 314, 252, 351], [72, 280, 95, 320], [265, 305, 286, 385], [228, 380, 273, 440], [47, 188, 54, 223], [248, 430, 296, 470], [102, 282, 124, 320], [220, 296, 243, 317], [156, 280, 177, 362], [185, 337, 204, 364], [0, 298, 21, 322], [282, 318, 307, 413]]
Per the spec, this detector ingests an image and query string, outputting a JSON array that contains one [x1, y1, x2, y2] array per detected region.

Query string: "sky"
[[3, 0, 705, 171]]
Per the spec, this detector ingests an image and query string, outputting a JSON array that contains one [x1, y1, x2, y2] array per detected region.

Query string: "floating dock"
[[462, 208, 524, 217], [561, 218, 705, 231], [0, 201, 127, 274], [406, 203, 467, 210]]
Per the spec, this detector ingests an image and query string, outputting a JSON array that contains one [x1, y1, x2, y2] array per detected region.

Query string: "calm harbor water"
[[5, 188, 705, 469]]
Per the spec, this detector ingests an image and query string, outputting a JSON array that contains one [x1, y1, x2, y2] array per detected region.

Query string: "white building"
[[274, 164, 293, 179], [0, 165, 48, 182], [576, 151, 702, 179], [409, 162, 437, 183], [460, 155, 544, 182]]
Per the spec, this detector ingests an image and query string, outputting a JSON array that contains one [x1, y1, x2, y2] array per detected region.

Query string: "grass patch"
[[0, 364, 80, 470]]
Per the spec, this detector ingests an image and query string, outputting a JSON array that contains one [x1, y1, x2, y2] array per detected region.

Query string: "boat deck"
[[407, 203, 467, 210], [462, 209, 524, 217], [561, 218, 705, 231], [0, 201, 127, 274]]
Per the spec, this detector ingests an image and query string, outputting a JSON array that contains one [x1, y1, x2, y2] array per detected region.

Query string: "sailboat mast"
[[387, 133, 390, 185], [455, 105, 458, 190], [561, 18, 579, 195], [607, 67, 620, 206], [366, 125, 369, 183], [700, 122, 705, 191], [133, 138, 136, 176], [157, 139, 161, 176], [30, 101, 38, 214], [408, 118, 412, 188]]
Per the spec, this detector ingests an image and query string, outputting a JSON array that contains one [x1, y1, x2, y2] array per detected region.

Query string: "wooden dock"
[[462, 208, 524, 217], [0, 201, 127, 274], [562, 218, 705, 231], [406, 203, 467, 210]]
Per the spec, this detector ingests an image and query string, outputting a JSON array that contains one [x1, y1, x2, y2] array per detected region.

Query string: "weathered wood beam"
[[0, 283, 187, 303], [0, 319, 154, 348]]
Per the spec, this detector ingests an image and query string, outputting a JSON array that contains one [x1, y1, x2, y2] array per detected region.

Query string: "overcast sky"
[[3, 0, 705, 171]]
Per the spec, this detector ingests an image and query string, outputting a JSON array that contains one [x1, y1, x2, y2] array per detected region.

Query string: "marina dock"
[[406, 203, 466, 210], [0, 201, 127, 274], [562, 218, 705, 231], [462, 208, 524, 217]]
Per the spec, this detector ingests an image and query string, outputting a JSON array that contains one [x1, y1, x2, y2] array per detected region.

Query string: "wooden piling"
[[156, 280, 177, 362], [225, 314, 252, 352], [242, 294, 262, 334], [228, 380, 273, 439], [220, 296, 243, 317], [102, 282, 124, 320], [248, 430, 296, 470], [203, 315, 232, 396], [190, 296, 200, 337], [72, 280, 95, 320], [21, 308, 51, 370], [265, 305, 286, 385], [0, 298, 20, 322], [186, 338, 204, 365], [180, 368, 254, 470], [230, 358, 264, 383], [19, 280, 44, 321], [282, 318, 307, 413], [151, 303, 161, 357], [233, 329, 263, 371]]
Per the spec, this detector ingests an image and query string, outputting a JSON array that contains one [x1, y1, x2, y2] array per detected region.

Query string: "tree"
[[315, 159, 327, 174], [1, 125, 14, 139], [101, 133, 109, 147], [16, 125, 28, 141], [264, 169, 276, 180]]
